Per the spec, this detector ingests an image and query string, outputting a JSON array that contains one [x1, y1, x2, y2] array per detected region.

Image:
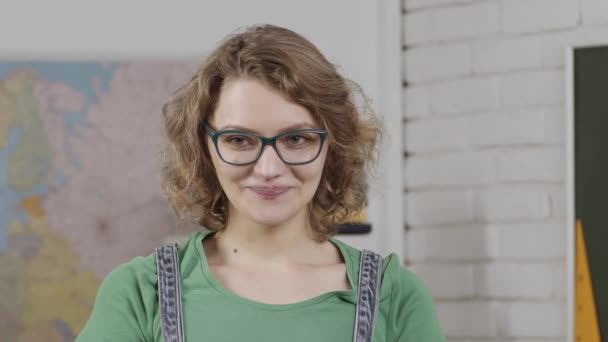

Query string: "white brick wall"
[[469, 108, 565, 147], [404, 116, 468, 153], [472, 35, 544, 73], [499, 70, 565, 108], [501, 0, 579, 34], [407, 150, 494, 187], [494, 221, 566, 259], [475, 263, 557, 298], [407, 225, 498, 261], [473, 185, 553, 221], [403, 0, 473, 11], [409, 264, 475, 298], [400, 0, 592, 340], [502, 301, 567, 337], [403, 43, 471, 82], [402, 85, 430, 118], [581, 0, 608, 24], [436, 301, 499, 337], [406, 190, 474, 225], [404, 2, 501, 44], [493, 147, 564, 182], [430, 76, 499, 115]]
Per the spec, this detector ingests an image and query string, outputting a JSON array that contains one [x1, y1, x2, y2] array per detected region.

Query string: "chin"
[[229, 188, 311, 227], [242, 201, 304, 227], [247, 211, 297, 227]]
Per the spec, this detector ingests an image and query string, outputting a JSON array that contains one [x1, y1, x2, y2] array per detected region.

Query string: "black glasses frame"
[[205, 124, 328, 166]]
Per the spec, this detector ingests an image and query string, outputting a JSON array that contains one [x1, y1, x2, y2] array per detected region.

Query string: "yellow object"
[[340, 210, 368, 223], [575, 220, 602, 341]]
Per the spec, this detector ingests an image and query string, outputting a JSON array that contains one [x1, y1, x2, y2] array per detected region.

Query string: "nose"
[[253, 145, 286, 179]]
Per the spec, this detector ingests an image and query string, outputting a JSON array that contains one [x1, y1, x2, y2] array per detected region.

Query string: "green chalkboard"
[[574, 45, 608, 336]]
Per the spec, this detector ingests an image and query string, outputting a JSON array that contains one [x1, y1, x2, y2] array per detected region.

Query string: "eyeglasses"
[[205, 124, 328, 166]]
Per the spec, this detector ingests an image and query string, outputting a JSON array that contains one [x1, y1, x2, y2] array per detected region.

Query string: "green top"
[[77, 231, 445, 342]]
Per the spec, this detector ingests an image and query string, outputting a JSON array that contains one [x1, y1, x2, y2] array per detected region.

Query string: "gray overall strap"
[[353, 249, 384, 342], [156, 243, 185, 342]]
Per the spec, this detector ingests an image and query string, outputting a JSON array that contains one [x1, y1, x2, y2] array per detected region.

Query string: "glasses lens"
[[217, 133, 262, 164], [276, 131, 323, 164], [215, 131, 324, 165]]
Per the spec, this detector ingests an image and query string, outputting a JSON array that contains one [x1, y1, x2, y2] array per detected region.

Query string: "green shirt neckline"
[[195, 230, 359, 312]]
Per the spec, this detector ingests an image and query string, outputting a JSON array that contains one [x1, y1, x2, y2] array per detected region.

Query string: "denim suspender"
[[353, 250, 384, 342], [156, 245, 384, 342], [156, 244, 185, 342]]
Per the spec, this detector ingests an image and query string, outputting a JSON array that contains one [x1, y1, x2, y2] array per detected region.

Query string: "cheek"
[[208, 147, 248, 190], [214, 163, 248, 188], [294, 154, 327, 189], [311, 147, 328, 178]]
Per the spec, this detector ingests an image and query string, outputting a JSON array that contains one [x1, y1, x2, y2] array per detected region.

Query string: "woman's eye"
[[287, 135, 308, 144], [229, 136, 247, 144], [224, 135, 254, 145]]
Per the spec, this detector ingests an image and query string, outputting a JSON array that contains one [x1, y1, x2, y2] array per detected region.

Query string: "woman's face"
[[208, 78, 328, 228]]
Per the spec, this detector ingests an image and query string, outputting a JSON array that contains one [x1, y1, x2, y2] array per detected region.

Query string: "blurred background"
[[1, 0, 607, 341]]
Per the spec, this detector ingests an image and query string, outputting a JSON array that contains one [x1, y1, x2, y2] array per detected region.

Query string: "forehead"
[[211, 78, 318, 134]]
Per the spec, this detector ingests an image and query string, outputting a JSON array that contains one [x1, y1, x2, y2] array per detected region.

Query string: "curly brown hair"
[[161, 24, 381, 240]]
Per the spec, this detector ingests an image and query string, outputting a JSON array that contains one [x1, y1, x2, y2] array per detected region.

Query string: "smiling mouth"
[[248, 187, 291, 198]]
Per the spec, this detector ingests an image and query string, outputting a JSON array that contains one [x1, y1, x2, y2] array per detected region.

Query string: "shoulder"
[[90, 250, 159, 325], [331, 238, 444, 341], [382, 253, 445, 341], [382, 253, 430, 302], [330, 238, 427, 296], [100, 253, 157, 294], [76, 253, 158, 341], [77, 232, 204, 341]]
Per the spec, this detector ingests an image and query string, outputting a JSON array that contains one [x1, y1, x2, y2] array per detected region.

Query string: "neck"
[[212, 207, 327, 265]]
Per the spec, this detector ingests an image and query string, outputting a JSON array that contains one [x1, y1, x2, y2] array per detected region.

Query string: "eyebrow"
[[217, 122, 319, 134]]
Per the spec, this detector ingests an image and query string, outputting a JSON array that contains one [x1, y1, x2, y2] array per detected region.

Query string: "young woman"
[[77, 24, 444, 342]]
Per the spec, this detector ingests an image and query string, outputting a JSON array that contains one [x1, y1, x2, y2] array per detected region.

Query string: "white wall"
[[402, 0, 608, 340]]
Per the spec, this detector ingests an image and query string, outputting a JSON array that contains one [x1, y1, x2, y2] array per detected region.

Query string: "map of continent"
[[0, 62, 197, 341]]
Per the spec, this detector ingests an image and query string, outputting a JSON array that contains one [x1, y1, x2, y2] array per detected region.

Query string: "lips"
[[248, 186, 291, 197]]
